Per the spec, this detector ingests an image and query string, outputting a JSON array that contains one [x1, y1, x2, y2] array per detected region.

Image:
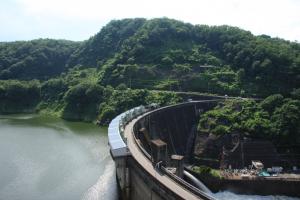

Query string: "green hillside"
[[0, 39, 79, 80], [0, 18, 299, 124], [72, 18, 300, 97], [1, 18, 299, 97]]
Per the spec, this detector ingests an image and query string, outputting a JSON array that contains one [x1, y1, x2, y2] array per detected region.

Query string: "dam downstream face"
[[0, 115, 118, 200]]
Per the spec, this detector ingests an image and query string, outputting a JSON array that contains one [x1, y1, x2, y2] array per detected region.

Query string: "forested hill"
[[1, 18, 300, 97], [0, 39, 80, 80]]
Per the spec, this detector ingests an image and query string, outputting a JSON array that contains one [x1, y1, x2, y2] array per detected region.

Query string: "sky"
[[0, 0, 300, 42]]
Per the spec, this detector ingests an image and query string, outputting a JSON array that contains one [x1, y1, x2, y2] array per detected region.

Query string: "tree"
[[62, 83, 104, 121], [271, 100, 300, 144], [259, 94, 284, 114]]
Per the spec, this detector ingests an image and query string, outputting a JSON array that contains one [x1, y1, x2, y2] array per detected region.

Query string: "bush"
[[192, 165, 222, 179], [62, 83, 104, 121]]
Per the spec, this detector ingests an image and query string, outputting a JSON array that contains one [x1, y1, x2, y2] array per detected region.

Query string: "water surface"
[[0, 114, 118, 200]]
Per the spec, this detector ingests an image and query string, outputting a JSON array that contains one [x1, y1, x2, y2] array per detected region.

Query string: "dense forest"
[[0, 18, 299, 127], [0, 39, 79, 80]]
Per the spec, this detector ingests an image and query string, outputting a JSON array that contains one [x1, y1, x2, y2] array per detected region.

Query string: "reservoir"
[[0, 115, 298, 200], [0, 114, 118, 200]]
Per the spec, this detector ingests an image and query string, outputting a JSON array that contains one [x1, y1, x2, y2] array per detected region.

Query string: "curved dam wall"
[[109, 106, 189, 200], [109, 100, 221, 200], [133, 100, 220, 160]]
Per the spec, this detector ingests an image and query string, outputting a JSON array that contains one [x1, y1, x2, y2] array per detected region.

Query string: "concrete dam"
[[108, 100, 221, 200]]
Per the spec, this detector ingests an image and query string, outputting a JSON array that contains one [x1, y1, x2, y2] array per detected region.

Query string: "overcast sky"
[[1, 0, 299, 42]]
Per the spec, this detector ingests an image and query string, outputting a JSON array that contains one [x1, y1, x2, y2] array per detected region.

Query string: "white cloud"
[[1, 0, 300, 41]]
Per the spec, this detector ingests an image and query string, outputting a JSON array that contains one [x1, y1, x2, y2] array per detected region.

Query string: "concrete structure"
[[108, 101, 220, 200], [171, 155, 184, 177], [151, 139, 168, 166]]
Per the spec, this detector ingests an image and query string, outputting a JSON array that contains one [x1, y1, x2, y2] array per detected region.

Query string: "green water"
[[0, 114, 118, 200]]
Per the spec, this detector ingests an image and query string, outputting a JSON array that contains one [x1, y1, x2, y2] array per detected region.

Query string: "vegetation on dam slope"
[[198, 92, 300, 146]]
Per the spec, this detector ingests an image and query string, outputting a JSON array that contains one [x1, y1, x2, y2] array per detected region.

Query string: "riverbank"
[[0, 79, 189, 124]]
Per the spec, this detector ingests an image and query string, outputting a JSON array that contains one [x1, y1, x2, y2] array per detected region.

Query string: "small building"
[[251, 160, 264, 170]]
